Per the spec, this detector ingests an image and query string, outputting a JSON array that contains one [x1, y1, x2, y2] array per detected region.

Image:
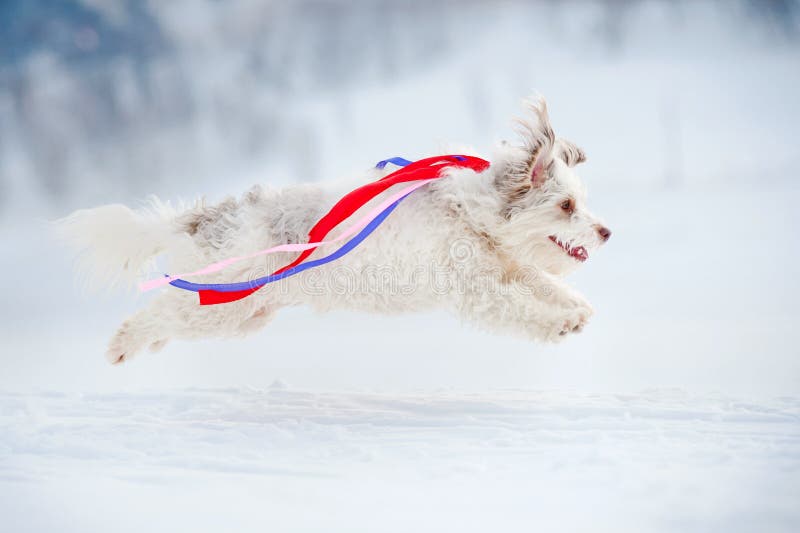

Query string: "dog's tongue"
[[570, 246, 588, 262]]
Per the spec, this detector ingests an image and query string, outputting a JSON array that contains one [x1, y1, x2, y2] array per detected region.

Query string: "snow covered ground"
[[3, 387, 799, 533]]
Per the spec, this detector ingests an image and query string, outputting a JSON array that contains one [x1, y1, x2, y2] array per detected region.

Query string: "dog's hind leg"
[[236, 305, 276, 335], [104, 291, 196, 364], [106, 290, 278, 363], [107, 308, 173, 365], [148, 338, 170, 353]]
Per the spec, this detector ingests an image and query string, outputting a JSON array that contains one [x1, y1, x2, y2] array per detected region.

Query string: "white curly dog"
[[57, 96, 611, 364]]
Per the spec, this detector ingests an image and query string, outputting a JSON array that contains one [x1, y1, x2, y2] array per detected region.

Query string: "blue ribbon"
[[169, 157, 415, 293], [374, 157, 413, 169]]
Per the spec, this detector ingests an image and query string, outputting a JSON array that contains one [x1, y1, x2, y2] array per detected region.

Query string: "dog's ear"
[[495, 97, 557, 217], [515, 96, 556, 188], [555, 139, 586, 167]]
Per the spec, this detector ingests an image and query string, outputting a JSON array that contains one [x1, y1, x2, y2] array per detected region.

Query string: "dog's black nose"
[[596, 225, 611, 242]]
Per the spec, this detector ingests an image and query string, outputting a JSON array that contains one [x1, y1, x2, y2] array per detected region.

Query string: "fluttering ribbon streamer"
[[156, 154, 490, 305], [168, 190, 411, 293], [138, 178, 434, 292]]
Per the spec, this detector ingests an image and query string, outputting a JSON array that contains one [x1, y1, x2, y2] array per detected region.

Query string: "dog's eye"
[[560, 199, 575, 214]]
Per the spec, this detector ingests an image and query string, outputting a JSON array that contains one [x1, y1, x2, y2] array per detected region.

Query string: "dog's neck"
[[435, 167, 530, 280]]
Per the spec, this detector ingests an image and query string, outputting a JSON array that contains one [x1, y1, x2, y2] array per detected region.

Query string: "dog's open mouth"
[[549, 236, 588, 262]]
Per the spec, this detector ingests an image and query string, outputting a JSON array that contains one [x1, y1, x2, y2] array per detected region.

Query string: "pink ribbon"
[[138, 179, 436, 292]]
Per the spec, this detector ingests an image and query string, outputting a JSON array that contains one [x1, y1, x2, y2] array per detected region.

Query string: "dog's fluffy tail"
[[54, 198, 183, 291]]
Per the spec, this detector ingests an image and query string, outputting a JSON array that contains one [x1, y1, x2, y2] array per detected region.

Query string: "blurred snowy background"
[[1, 1, 799, 532]]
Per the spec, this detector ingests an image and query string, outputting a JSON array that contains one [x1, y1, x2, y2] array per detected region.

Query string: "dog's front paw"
[[559, 304, 592, 336], [541, 302, 593, 341], [556, 288, 594, 315]]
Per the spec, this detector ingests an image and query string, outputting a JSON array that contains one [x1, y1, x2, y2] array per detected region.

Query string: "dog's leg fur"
[[456, 277, 593, 342], [107, 289, 280, 364], [107, 306, 170, 364]]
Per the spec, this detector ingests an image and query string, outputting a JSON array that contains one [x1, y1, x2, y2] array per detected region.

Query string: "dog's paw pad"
[[553, 309, 591, 338], [106, 351, 126, 365]]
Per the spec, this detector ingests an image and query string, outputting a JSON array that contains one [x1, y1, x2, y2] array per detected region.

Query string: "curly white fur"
[[56, 96, 611, 364]]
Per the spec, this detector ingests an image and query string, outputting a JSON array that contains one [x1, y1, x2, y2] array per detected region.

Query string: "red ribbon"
[[199, 155, 490, 305]]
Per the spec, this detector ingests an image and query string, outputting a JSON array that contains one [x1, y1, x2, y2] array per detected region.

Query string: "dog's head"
[[492, 96, 611, 276]]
